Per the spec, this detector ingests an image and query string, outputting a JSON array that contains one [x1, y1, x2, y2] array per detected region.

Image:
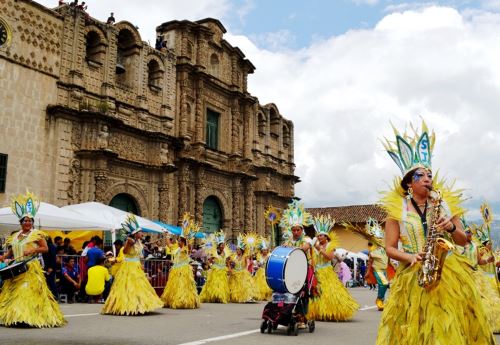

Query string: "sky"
[[37, 0, 500, 221]]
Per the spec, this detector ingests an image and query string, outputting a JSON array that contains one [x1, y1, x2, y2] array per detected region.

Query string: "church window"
[[147, 59, 163, 91], [85, 31, 104, 65], [206, 109, 219, 150]]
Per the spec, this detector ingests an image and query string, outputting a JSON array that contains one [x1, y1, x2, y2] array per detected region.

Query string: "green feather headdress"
[[10, 190, 40, 220], [382, 120, 435, 177]]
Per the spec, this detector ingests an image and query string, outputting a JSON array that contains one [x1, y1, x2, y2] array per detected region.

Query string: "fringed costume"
[[161, 213, 200, 309], [376, 120, 495, 345], [0, 230, 65, 327], [161, 246, 200, 309], [253, 250, 272, 301], [228, 253, 252, 303], [307, 229, 359, 321], [200, 253, 230, 303], [102, 214, 163, 315], [200, 231, 230, 303], [0, 192, 65, 328]]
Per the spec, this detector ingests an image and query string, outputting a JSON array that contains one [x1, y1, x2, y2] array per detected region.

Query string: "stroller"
[[260, 264, 316, 336]]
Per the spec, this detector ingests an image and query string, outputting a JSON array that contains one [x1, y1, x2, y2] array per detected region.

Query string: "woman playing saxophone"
[[375, 121, 495, 345]]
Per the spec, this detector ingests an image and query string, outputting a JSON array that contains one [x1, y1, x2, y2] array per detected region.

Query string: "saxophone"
[[417, 189, 455, 290]]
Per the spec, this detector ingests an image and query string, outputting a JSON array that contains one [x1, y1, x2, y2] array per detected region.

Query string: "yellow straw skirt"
[[474, 270, 500, 333], [0, 260, 65, 327], [307, 265, 359, 321], [102, 261, 163, 315], [200, 267, 229, 303], [376, 254, 496, 345], [253, 268, 272, 301], [161, 264, 200, 309], [229, 269, 252, 303]]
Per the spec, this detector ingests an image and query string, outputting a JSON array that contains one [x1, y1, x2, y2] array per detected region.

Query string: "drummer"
[[280, 200, 315, 329], [0, 191, 65, 327]]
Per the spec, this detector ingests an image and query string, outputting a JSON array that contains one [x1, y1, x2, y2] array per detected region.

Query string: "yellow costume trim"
[[0, 260, 65, 327], [102, 242, 163, 315], [379, 173, 465, 221], [375, 255, 495, 344], [307, 237, 359, 321], [199, 265, 230, 303]]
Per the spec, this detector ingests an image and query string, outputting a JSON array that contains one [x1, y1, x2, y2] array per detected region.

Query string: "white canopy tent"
[[0, 202, 112, 233], [62, 202, 165, 242]]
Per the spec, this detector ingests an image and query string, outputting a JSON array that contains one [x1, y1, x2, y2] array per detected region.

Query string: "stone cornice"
[[46, 105, 183, 150]]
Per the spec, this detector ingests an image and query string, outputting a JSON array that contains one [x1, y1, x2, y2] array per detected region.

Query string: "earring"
[[406, 187, 413, 200]]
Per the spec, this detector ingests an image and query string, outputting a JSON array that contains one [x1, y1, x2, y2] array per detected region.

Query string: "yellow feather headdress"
[[10, 190, 40, 220]]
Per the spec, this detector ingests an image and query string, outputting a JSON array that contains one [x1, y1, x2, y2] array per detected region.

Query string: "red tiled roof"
[[306, 204, 386, 223]]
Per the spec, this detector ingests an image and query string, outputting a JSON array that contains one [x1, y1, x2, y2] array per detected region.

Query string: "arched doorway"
[[109, 193, 139, 215], [202, 196, 222, 234], [108, 194, 139, 245]]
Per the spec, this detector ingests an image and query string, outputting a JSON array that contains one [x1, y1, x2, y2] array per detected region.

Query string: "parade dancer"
[[200, 231, 230, 303], [228, 234, 253, 303], [102, 214, 163, 315], [364, 218, 391, 311], [253, 237, 272, 301], [461, 220, 500, 334], [0, 192, 65, 327], [307, 215, 359, 321], [161, 213, 200, 309], [375, 120, 494, 344]]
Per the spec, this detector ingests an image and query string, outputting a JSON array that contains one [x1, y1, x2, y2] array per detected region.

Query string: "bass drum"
[[265, 246, 308, 294]]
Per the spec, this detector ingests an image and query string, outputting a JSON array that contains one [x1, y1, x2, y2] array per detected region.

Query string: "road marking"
[[65, 313, 100, 318], [359, 305, 377, 311], [177, 329, 260, 345]]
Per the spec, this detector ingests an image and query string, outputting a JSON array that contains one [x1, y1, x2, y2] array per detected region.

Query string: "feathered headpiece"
[[312, 214, 335, 238], [382, 120, 435, 177], [214, 230, 226, 245], [258, 236, 270, 250], [121, 214, 142, 236], [279, 200, 313, 229], [236, 233, 245, 250], [476, 202, 493, 244], [342, 218, 385, 248], [11, 191, 40, 220], [179, 212, 200, 240], [242, 232, 259, 253]]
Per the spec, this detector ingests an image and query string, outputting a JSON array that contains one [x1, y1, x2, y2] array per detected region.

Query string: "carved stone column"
[[94, 170, 108, 203], [179, 73, 189, 137], [158, 175, 170, 223], [231, 99, 240, 155], [194, 167, 205, 223], [194, 81, 204, 143], [178, 164, 190, 219], [243, 104, 252, 159], [244, 180, 255, 231], [232, 177, 242, 232]]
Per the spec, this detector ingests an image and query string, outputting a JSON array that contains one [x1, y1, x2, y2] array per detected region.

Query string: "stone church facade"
[[0, 1, 297, 238]]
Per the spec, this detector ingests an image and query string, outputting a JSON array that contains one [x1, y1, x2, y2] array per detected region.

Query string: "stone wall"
[[0, 1, 62, 206]]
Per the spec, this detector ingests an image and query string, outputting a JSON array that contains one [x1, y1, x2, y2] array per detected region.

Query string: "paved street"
[[2, 288, 499, 345]]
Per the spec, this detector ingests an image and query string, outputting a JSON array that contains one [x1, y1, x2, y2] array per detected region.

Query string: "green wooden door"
[[108, 194, 139, 245], [109, 193, 139, 214], [202, 196, 222, 234]]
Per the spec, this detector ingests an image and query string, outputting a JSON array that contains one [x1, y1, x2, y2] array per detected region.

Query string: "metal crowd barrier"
[[56, 255, 173, 295]]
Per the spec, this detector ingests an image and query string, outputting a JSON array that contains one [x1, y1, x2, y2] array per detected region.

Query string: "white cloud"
[[227, 5, 500, 219], [352, 0, 380, 5]]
